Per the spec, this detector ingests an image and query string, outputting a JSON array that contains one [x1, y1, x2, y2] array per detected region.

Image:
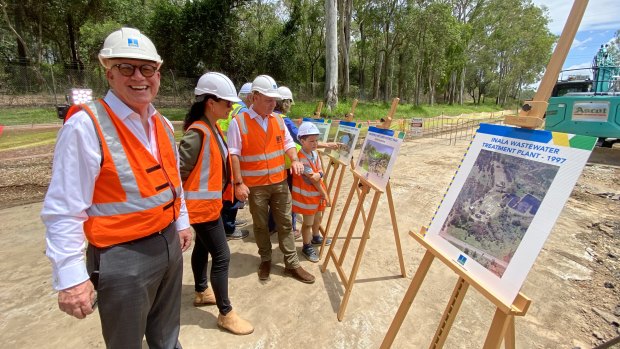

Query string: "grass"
[[0, 129, 58, 150], [0, 107, 61, 126]]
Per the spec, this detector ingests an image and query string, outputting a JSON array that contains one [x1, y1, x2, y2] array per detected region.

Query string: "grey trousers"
[[87, 223, 183, 349]]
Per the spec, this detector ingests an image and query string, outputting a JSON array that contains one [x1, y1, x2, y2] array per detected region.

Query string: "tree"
[[325, 0, 338, 110]]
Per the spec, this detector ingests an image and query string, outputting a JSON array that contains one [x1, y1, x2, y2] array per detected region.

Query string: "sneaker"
[[311, 235, 331, 246], [234, 218, 248, 227], [302, 244, 319, 263], [226, 228, 249, 240]]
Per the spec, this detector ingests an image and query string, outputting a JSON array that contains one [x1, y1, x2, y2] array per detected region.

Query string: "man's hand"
[[58, 280, 96, 319], [178, 228, 192, 252], [290, 160, 304, 175], [235, 183, 250, 202]]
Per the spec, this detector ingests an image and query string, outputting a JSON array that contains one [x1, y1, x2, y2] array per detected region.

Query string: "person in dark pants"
[[41, 28, 192, 348], [179, 72, 253, 335]]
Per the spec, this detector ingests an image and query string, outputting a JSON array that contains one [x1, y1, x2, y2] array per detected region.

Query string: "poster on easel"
[[424, 123, 596, 306], [303, 117, 332, 143], [331, 121, 361, 163], [355, 126, 404, 190]]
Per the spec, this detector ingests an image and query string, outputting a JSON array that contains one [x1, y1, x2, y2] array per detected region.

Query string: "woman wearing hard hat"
[[178, 72, 254, 335]]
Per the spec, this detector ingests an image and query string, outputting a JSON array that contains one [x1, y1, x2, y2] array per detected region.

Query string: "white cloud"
[[532, 0, 620, 35]]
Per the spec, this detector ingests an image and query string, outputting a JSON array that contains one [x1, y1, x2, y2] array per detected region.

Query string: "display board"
[[424, 123, 596, 306], [355, 126, 404, 190], [303, 117, 332, 143], [331, 121, 361, 163]]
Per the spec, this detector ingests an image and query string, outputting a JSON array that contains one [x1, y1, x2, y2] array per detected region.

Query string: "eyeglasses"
[[112, 63, 158, 77], [213, 97, 232, 108]]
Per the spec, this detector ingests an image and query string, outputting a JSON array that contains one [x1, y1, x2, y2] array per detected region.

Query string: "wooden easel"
[[380, 227, 531, 349], [318, 100, 367, 259], [320, 169, 407, 321]]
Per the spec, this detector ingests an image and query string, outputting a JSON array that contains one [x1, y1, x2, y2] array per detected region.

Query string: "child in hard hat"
[[292, 122, 332, 262]]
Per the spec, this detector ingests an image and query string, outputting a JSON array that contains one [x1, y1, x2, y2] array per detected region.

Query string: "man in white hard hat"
[[41, 27, 191, 348], [227, 74, 315, 284]]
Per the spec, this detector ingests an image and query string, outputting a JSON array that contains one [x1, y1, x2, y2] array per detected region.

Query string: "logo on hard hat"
[[127, 38, 139, 47], [272, 84, 277, 89]]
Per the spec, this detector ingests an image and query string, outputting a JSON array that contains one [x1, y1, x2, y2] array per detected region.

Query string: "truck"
[[545, 44, 620, 148]]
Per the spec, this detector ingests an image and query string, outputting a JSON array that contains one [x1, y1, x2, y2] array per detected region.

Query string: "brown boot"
[[284, 266, 315, 284], [258, 261, 271, 281], [193, 288, 216, 307], [217, 310, 254, 335]]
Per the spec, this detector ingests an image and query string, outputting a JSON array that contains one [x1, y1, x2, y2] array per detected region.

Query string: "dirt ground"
[[0, 133, 619, 348]]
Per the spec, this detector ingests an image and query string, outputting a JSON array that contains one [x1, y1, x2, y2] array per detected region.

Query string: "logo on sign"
[[457, 254, 467, 266], [127, 38, 139, 47], [572, 102, 609, 121]]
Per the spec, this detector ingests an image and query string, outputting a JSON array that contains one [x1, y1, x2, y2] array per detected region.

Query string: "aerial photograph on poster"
[[438, 149, 560, 277], [358, 140, 393, 179]]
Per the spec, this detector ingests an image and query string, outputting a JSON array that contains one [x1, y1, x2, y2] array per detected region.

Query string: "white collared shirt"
[[41, 90, 190, 291], [227, 105, 296, 156]]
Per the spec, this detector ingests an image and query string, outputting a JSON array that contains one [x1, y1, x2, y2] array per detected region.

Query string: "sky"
[[530, 0, 620, 80]]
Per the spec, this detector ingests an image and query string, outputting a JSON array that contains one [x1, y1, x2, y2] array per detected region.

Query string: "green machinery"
[[545, 44, 620, 147]]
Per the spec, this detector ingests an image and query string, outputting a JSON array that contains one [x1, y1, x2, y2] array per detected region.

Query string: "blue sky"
[[531, 0, 619, 79]]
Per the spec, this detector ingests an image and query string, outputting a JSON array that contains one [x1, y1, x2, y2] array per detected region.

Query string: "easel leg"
[[482, 309, 512, 349], [429, 277, 470, 349], [321, 176, 359, 272], [504, 316, 515, 349], [337, 190, 380, 321], [319, 166, 346, 258], [386, 181, 406, 277], [380, 251, 435, 348]]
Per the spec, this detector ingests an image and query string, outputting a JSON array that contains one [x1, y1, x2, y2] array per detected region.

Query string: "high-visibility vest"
[[234, 112, 287, 187], [276, 113, 302, 169], [218, 102, 248, 140], [292, 149, 326, 215], [182, 120, 233, 224], [65, 100, 182, 247]]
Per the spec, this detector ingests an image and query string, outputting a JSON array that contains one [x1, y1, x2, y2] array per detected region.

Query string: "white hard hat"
[[194, 72, 242, 102], [251, 75, 281, 98], [297, 122, 320, 138], [98, 28, 162, 67], [277, 86, 294, 104], [239, 82, 252, 96]]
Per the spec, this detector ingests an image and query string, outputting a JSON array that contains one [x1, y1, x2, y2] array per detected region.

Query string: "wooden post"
[[314, 101, 324, 118], [380, 98, 400, 129], [345, 99, 358, 121]]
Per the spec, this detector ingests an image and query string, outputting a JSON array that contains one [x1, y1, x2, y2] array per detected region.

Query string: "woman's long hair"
[[183, 94, 217, 131]]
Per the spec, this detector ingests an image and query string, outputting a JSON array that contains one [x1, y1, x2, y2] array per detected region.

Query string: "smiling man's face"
[[105, 58, 160, 116]]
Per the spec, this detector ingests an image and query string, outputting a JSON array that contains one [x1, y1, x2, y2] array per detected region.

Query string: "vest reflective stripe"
[[292, 150, 326, 215], [292, 199, 319, 211], [86, 102, 179, 217], [292, 186, 321, 197], [240, 150, 285, 162], [183, 120, 232, 224], [235, 112, 287, 187]]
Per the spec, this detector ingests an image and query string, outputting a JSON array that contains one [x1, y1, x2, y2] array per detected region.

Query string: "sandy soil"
[[0, 136, 619, 348]]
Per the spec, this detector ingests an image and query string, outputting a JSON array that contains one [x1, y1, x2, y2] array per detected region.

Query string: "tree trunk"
[[325, 0, 338, 110], [459, 66, 465, 105], [358, 23, 366, 100]]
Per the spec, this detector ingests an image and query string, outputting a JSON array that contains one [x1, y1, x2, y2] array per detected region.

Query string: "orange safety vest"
[[234, 111, 287, 187], [65, 100, 182, 247], [292, 149, 326, 215], [182, 120, 233, 224]]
